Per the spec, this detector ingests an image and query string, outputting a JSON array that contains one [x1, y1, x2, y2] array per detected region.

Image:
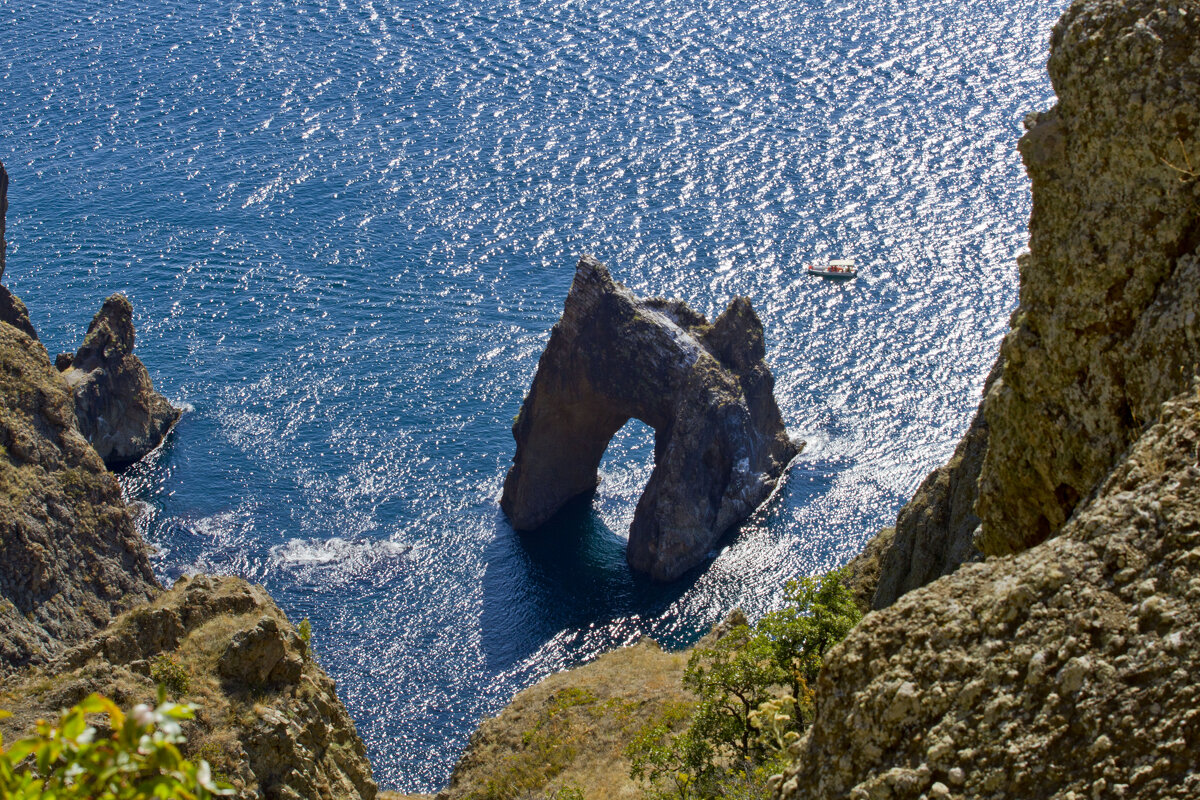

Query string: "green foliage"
[[0, 691, 232, 799], [756, 569, 862, 729], [628, 568, 862, 800], [297, 618, 313, 661], [150, 654, 191, 699]]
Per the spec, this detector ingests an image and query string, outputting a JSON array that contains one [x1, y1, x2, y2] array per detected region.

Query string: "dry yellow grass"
[[442, 638, 696, 800]]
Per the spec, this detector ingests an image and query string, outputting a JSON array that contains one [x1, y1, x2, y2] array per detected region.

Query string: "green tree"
[[755, 568, 862, 730], [0, 690, 232, 799], [683, 626, 784, 764], [628, 568, 863, 800]]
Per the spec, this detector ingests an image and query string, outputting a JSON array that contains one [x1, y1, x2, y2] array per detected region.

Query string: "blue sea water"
[[2, 0, 1067, 790]]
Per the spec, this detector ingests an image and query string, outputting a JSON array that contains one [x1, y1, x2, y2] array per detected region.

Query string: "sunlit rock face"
[[59, 294, 181, 470], [975, 0, 1200, 556], [778, 2, 1200, 797], [501, 255, 799, 582]]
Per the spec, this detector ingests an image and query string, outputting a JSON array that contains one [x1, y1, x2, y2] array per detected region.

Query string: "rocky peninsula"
[[0, 161, 377, 799]]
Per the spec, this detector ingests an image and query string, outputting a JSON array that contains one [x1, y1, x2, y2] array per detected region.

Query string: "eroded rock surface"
[[501, 255, 799, 581], [776, 2, 1200, 797], [975, 0, 1200, 556], [1, 574, 377, 800], [60, 294, 181, 470], [778, 385, 1200, 800], [870, 364, 996, 608], [0, 303, 157, 675], [0, 159, 7, 281]]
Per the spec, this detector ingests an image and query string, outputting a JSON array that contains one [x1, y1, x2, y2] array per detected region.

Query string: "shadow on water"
[[479, 491, 700, 675]]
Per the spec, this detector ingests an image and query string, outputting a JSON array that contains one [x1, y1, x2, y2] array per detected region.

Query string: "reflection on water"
[[1, 0, 1067, 789]]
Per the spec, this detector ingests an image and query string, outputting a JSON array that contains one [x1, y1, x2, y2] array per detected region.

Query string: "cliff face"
[[778, 383, 1200, 800], [0, 574, 377, 800], [975, 0, 1200, 556], [777, 1, 1200, 797], [0, 304, 158, 674]]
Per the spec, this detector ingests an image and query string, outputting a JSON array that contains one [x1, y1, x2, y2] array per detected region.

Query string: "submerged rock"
[[60, 294, 181, 470], [501, 255, 799, 582]]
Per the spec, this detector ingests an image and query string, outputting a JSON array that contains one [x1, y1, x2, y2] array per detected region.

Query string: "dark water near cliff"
[[1, 0, 1066, 790]]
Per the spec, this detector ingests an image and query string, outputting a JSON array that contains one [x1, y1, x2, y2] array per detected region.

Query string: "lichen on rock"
[[501, 255, 800, 582], [60, 293, 181, 470]]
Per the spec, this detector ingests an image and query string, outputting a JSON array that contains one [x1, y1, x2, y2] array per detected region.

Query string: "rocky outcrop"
[[0, 574, 378, 800], [975, 0, 1200, 556], [777, 384, 1200, 800], [59, 294, 181, 470], [869, 364, 996, 609], [775, 2, 1200, 797], [0, 301, 158, 675], [502, 255, 799, 581]]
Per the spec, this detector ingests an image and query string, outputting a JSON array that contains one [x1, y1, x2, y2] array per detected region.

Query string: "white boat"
[[806, 258, 857, 278]]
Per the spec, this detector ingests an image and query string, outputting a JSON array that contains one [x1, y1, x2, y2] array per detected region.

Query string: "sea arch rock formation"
[[501, 255, 800, 582]]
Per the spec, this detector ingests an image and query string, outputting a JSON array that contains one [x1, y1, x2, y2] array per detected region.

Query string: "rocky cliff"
[[502, 255, 799, 582], [0, 292, 158, 674], [0, 574, 377, 800], [58, 294, 182, 470], [0, 162, 377, 799], [776, 1, 1200, 797]]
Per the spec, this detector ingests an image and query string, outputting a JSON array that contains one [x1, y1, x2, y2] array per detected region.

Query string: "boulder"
[[61, 294, 181, 470], [501, 255, 800, 581]]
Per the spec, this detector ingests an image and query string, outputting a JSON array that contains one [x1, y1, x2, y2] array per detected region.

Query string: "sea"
[[1, 0, 1067, 791]]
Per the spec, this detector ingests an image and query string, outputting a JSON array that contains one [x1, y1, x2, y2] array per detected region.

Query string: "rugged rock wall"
[[778, 384, 1200, 800], [502, 255, 799, 581], [59, 294, 181, 470], [869, 363, 995, 608], [0, 574, 377, 800], [777, 1, 1200, 797], [0, 301, 158, 674], [975, 0, 1200, 556], [0, 159, 7, 280]]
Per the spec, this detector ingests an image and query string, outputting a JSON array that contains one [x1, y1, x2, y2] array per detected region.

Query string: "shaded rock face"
[[2, 575, 377, 800], [975, 0, 1200, 556], [501, 255, 799, 582], [0, 303, 158, 675], [778, 385, 1200, 800], [870, 363, 997, 609], [0, 158, 7, 281], [60, 294, 181, 470]]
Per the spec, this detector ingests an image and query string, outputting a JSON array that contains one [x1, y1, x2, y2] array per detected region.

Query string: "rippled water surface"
[[2, 0, 1066, 790]]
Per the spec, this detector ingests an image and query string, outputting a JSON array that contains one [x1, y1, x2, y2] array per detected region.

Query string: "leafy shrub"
[[149, 654, 191, 699], [298, 617, 313, 661], [627, 568, 862, 799], [0, 691, 232, 799]]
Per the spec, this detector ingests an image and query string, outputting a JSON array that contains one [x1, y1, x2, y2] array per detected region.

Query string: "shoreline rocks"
[[59, 294, 181, 471], [501, 255, 800, 582]]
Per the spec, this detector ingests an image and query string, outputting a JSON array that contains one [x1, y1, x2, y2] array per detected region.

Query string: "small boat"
[[806, 258, 857, 278]]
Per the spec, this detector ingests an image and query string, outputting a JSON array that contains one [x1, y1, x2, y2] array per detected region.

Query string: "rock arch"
[[501, 256, 800, 581]]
